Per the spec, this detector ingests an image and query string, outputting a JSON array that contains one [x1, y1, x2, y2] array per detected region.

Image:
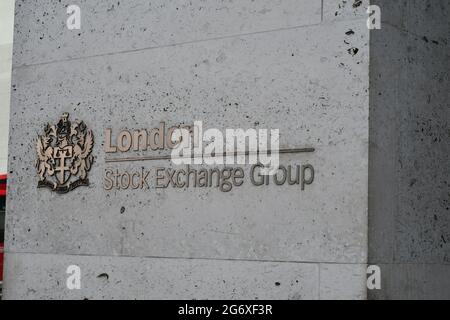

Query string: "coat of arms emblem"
[[36, 113, 94, 193]]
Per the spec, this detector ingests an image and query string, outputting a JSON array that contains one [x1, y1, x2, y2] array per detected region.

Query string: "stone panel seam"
[[4, 251, 369, 265], [12, 17, 368, 70], [321, 0, 324, 22]]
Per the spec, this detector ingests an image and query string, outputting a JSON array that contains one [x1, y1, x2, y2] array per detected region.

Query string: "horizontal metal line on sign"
[[105, 147, 315, 163]]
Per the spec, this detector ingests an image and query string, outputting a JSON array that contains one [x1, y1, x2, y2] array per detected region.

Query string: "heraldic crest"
[[36, 113, 94, 193]]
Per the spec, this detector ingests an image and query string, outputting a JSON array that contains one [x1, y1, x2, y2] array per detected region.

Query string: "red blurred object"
[[1, 174, 5, 282], [0, 174, 6, 196]]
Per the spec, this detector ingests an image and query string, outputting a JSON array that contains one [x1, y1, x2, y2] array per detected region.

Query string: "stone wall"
[[369, 0, 450, 299], [0, 0, 14, 174], [4, 0, 371, 299]]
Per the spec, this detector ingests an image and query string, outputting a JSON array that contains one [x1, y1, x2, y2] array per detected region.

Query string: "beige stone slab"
[[7, 20, 369, 264], [3, 252, 320, 300], [13, 0, 322, 66]]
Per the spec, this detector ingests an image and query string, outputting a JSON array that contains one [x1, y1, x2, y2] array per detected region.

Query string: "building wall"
[[369, 0, 450, 299], [4, 0, 370, 299], [0, 0, 15, 174]]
